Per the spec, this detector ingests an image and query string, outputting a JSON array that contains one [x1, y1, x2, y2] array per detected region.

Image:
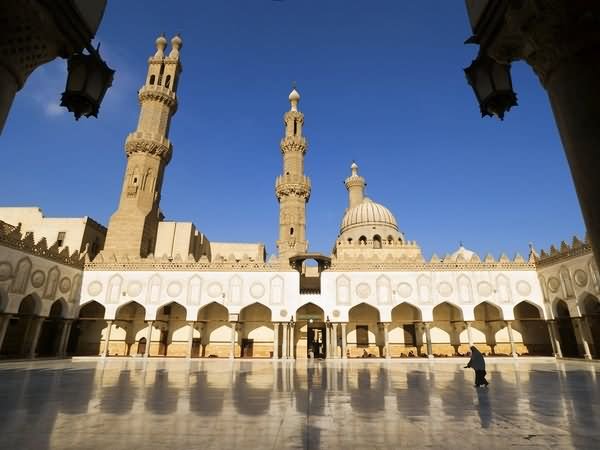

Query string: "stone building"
[[0, 36, 598, 360]]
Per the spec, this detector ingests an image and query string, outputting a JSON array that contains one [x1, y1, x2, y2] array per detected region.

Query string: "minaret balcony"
[[280, 136, 307, 153], [138, 85, 177, 109], [125, 132, 172, 162], [275, 175, 311, 200]]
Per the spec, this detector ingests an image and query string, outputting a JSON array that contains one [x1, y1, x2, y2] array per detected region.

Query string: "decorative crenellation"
[[0, 220, 86, 268], [329, 261, 535, 272], [535, 234, 592, 267]]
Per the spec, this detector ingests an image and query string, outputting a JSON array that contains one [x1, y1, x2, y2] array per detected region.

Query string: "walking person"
[[465, 346, 489, 387]]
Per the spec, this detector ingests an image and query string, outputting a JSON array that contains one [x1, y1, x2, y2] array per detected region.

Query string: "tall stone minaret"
[[275, 88, 311, 261], [103, 35, 183, 258]]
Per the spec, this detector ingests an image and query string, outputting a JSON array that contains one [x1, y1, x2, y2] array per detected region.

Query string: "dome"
[[448, 245, 476, 261], [289, 88, 300, 102], [340, 198, 398, 234]]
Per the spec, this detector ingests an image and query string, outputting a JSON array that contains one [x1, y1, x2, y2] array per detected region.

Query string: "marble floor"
[[0, 358, 598, 449]]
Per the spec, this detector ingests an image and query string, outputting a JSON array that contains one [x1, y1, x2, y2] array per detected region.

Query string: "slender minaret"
[[103, 35, 183, 258], [275, 88, 311, 261], [344, 162, 366, 208]]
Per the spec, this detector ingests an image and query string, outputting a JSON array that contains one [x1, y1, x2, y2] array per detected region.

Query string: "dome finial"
[[155, 33, 167, 57], [289, 82, 300, 111], [351, 161, 359, 176]]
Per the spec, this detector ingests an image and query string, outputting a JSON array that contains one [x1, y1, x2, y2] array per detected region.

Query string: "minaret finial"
[[155, 33, 167, 58], [289, 85, 300, 112]]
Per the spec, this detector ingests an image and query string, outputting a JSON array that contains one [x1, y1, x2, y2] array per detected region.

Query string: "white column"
[[506, 320, 518, 357], [331, 323, 338, 358], [281, 323, 288, 359], [0, 314, 11, 353], [273, 322, 280, 359], [424, 322, 433, 358], [28, 318, 44, 359], [341, 323, 347, 359], [383, 323, 391, 359], [143, 321, 153, 358], [325, 324, 331, 359], [289, 323, 295, 359], [575, 317, 593, 360], [186, 321, 195, 358], [465, 321, 473, 348], [58, 320, 73, 357], [549, 321, 563, 358], [229, 322, 236, 359]]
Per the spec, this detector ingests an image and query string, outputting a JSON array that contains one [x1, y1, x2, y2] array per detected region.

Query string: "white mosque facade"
[[1, 37, 599, 361]]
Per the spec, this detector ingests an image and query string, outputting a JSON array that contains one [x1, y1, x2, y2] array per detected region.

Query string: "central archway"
[[513, 301, 552, 356], [0, 295, 41, 357], [114, 301, 146, 357], [155, 302, 187, 357], [239, 303, 273, 358], [390, 303, 422, 357], [37, 299, 67, 357], [432, 302, 464, 356], [295, 302, 325, 359], [73, 301, 106, 356], [197, 302, 230, 358], [472, 301, 504, 355]]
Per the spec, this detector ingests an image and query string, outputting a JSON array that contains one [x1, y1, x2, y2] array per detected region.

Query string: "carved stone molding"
[[487, 1, 600, 85], [280, 136, 308, 154], [125, 133, 172, 162], [138, 86, 177, 109]]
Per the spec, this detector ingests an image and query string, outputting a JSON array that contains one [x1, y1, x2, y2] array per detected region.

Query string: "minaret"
[[344, 162, 366, 208], [275, 88, 311, 261], [103, 35, 183, 258]]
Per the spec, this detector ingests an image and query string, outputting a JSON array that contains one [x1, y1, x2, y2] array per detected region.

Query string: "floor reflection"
[[0, 359, 598, 449]]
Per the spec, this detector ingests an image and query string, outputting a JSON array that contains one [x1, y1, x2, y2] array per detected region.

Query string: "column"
[[281, 323, 288, 359], [27, 318, 44, 359], [186, 321, 195, 358], [424, 322, 433, 358], [575, 317, 593, 360], [465, 321, 473, 348], [143, 320, 152, 358], [383, 323, 391, 359], [325, 324, 331, 359], [341, 323, 347, 359], [0, 314, 11, 353], [331, 323, 338, 358], [548, 321, 563, 358], [19, 316, 33, 356], [57, 320, 73, 357], [506, 320, 518, 358], [289, 323, 295, 359], [272, 322, 280, 359], [197, 322, 205, 358], [229, 322, 236, 359]]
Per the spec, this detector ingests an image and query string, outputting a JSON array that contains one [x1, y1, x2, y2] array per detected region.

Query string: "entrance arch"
[[155, 302, 187, 357], [348, 303, 382, 358], [197, 302, 230, 357], [114, 301, 146, 357], [581, 295, 600, 357], [0, 294, 41, 357], [389, 303, 422, 357], [432, 302, 464, 356], [239, 303, 273, 358], [472, 301, 503, 355], [295, 302, 325, 359], [513, 301, 552, 356], [73, 301, 106, 356], [554, 299, 579, 357]]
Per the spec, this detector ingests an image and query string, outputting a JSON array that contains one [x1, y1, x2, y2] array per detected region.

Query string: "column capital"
[[485, 2, 600, 86]]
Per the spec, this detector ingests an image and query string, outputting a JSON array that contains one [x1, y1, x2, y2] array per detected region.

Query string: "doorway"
[[241, 338, 254, 357], [307, 326, 326, 358]]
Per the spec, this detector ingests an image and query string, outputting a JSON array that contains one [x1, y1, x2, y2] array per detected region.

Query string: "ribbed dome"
[[340, 198, 398, 233]]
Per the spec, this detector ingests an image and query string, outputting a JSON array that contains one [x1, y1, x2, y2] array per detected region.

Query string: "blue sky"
[[1, 1, 584, 259]]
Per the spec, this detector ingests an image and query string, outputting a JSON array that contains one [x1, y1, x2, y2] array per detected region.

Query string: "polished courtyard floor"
[[0, 358, 598, 449]]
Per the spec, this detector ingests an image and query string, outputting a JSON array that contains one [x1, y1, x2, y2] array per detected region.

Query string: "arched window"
[[293, 119, 297, 136], [290, 227, 294, 236], [165, 75, 171, 88], [158, 64, 165, 85], [373, 235, 382, 249], [387, 235, 393, 244], [347, 238, 353, 244], [149, 74, 155, 85], [359, 236, 367, 246]]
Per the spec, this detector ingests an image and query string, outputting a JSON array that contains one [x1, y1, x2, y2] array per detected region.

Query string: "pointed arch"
[[48, 298, 68, 318], [560, 267, 575, 298], [17, 293, 41, 316], [10, 257, 32, 294], [391, 302, 422, 322], [376, 275, 392, 305], [348, 302, 381, 322], [147, 274, 162, 304], [514, 300, 544, 319], [432, 301, 464, 322], [269, 276, 284, 305], [537, 274, 548, 302], [495, 274, 512, 303], [473, 301, 503, 321], [115, 301, 146, 321], [457, 275, 473, 303], [156, 301, 187, 320], [417, 275, 432, 303], [295, 302, 324, 321], [106, 274, 123, 304], [70, 273, 82, 302], [197, 301, 229, 322], [228, 275, 243, 306], [78, 300, 106, 319], [44, 266, 60, 299], [187, 275, 203, 306], [336, 275, 351, 305]]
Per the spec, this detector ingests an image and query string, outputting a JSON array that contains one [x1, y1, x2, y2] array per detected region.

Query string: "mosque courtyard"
[[0, 358, 598, 449]]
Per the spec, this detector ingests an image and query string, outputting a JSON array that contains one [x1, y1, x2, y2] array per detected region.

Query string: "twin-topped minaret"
[[275, 88, 311, 262], [103, 35, 183, 258]]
